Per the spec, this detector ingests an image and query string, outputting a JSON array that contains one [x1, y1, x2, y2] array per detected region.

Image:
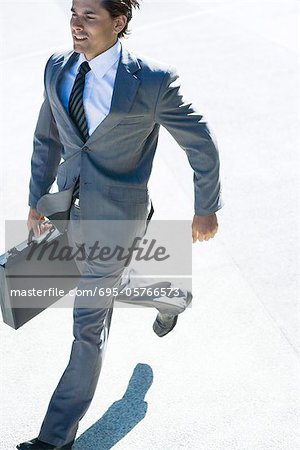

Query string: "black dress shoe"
[[153, 289, 192, 337], [153, 313, 179, 337], [16, 437, 74, 449]]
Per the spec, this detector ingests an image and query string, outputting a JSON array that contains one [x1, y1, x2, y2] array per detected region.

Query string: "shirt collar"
[[76, 39, 121, 81]]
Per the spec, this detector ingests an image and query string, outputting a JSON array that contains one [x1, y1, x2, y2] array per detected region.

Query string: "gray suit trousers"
[[37, 204, 190, 446]]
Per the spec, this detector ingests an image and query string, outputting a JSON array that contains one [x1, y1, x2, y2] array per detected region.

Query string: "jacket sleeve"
[[154, 66, 223, 216], [28, 56, 63, 209]]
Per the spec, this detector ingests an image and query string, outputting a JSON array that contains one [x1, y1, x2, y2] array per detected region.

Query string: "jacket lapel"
[[51, 51, 84, 143], [87, 46, 141, 144]]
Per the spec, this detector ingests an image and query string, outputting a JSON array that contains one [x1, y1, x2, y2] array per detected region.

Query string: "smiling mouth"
[[73, 35, 88, 41]]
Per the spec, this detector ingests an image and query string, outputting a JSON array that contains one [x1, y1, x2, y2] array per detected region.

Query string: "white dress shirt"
[[60, 39, 121, 136]]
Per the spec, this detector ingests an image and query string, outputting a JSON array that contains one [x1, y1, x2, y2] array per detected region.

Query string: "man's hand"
[[27, 207, 50, 238], [192, 213, 219, 243]]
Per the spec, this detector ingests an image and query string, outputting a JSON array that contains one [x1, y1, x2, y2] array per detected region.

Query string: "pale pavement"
[[0, 1, 299, 449]]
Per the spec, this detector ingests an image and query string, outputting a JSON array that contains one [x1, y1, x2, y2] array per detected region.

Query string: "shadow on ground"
[[73, 363, 153, 449]]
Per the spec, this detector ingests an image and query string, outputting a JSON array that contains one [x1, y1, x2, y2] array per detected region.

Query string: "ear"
[[114, 15, 127, 35]]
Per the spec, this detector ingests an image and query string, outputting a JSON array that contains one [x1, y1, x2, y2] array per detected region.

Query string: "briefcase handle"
[[27, 221, 56, 246]]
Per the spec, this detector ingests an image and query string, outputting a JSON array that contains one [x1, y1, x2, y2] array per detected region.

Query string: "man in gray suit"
[[19, 0, 223, 448]]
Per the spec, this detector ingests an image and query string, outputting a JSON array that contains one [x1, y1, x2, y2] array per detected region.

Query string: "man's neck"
[[84, 39, 119, 61]]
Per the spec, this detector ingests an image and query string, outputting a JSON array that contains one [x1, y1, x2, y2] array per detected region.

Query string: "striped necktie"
[[68, 61, 91, 200], [68, 61, 91, 142]]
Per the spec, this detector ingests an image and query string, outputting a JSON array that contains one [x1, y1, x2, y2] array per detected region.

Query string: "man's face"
[[70, 0, 125, 60]]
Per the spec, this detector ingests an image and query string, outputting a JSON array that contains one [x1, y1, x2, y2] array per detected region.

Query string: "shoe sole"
[[16, 441, 73, 449]]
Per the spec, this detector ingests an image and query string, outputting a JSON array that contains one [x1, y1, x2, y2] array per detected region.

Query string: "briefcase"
[[0, 222, 80, 330]]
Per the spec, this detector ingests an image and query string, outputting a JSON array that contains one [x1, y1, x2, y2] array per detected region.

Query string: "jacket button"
[[82, 146, 90, 152]]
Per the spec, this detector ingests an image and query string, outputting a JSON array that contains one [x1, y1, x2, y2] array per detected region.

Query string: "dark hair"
[[102, 0, 141, 38]]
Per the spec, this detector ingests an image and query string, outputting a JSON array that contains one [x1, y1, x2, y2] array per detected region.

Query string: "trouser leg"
[[115, 201, 192, 315], [37, 206, 123, 446], [115, 267, 192, 315], [38, 299, 114, 446]]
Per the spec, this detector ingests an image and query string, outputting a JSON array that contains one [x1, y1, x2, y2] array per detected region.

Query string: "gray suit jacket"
[[29, 44, 223, 221]]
